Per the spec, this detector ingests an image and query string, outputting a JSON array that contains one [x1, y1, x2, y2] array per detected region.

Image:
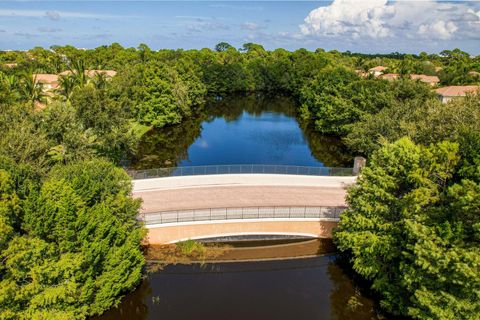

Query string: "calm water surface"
[[96, 239, 383, 320], [132, 95, 351, 169], [113, 97, 378, 319]]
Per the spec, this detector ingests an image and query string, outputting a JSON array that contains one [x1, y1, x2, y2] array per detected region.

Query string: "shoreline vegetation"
[[144, 238, 337, 266], [145, 240, 231, 268], [1, 43, 479, 319]]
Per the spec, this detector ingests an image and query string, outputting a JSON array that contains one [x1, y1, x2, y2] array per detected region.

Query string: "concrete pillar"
[[353, 156, 366, 175]]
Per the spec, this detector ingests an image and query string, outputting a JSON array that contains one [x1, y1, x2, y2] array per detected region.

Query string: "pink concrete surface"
[[134, 185, 348, 213]]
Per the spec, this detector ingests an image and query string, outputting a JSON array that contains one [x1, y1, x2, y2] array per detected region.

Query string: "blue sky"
[[0, 1, 479, 54]]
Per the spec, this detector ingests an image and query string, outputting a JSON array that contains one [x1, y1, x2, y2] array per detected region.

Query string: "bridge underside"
[[146, 219, 338, 244]]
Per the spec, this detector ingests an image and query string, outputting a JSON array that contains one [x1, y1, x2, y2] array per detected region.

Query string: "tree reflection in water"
[[95, 240, 384, 320], [131, 94, 352, 170]]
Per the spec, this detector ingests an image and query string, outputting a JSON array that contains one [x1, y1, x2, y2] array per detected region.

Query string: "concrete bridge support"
[[145, 219, 338, 244]]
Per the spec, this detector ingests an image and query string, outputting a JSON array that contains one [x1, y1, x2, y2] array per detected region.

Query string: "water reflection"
[[95, 240, 383, 320], [132, 94, 351, 169]]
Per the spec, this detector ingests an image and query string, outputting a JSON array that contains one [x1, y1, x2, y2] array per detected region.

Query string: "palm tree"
[[0, 73, 21, 102], [56, 74, 78, 102], [21, 73, 47, 109], [92, 72, 108, 89], [70, 59, 88, 86]]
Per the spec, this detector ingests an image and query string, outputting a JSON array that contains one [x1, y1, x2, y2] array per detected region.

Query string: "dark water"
[[132, 95, 351, 169], [95, 240, 383, 320], [112, 97, 378, 319]]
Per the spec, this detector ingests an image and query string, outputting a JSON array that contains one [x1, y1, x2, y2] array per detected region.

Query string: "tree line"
[[0, 43, 479, 319]]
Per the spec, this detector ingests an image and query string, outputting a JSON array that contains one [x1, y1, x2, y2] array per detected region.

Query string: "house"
[[410, 74, 440, 86], [33, 74, 59, 91], [435, 85, 479, 103], [468, 71, 480, 77], [58, 70, 74, 76], [3, 63, 18, 68], [368, 66, 387, 77], [379, 73, 400, 81], [58, 69, 117, 78], [354, 70, 369, 78], [85, 69, 117, 78], [34, 100, 47, 111]]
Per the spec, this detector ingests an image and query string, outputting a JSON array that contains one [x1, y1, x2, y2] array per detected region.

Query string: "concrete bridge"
[[133, 172, 356, 244]]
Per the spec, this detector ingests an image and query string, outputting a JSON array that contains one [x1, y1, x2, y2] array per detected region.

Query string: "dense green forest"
[[0, 43, 479, 319]]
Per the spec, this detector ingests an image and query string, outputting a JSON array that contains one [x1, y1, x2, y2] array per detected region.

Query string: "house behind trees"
[[435, 85, 479, 103]]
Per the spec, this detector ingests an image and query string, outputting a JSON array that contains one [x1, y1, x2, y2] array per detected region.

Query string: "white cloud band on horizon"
[[300, 0, 480, 41]]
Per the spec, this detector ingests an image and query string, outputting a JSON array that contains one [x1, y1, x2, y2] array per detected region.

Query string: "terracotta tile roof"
[[34, 101, 47, 111], [33, 74, 59, 84], [354, 70, 369, 78], [369, 66, 387, 72], [59, 69, 117, 78], [379, 73, 400, 80], [435, 85, 479, 97], [85, 70, 117, 77], [468, 71, 480, 77], [59, 70, 74, 76], [410, 74, 440, 84]]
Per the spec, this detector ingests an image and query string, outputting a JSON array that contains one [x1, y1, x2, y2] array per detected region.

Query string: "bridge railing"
[[129, 165, 354, 179], [140, 206, 347, 226]]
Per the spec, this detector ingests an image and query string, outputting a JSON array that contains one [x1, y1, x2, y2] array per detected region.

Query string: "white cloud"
[[0, 9, 134, 20], [418, 20, 458, 40], [241, 22, 261, 31], [186, 21, 230, 33], [45, 11, 60, 21], [300, 0, 480, 41], [38, 27, 62, 33], [300, 0, 393, 39]]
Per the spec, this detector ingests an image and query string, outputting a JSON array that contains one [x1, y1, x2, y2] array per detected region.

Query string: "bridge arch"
[[146, 220, 339, 244], [171, 232, 322, 244], [141, 206, 344, 244]]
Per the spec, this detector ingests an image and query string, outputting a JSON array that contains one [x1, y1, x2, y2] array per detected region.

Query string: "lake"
[[95, 239, 383, 320], [102, 96, 381, 320], [131, 94, 352, 170]]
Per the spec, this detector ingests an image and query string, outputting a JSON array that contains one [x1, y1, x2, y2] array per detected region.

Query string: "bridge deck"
[[135, 185, 348, 213], [133, 174, 354, 214], [132, 174, 355, 244]]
